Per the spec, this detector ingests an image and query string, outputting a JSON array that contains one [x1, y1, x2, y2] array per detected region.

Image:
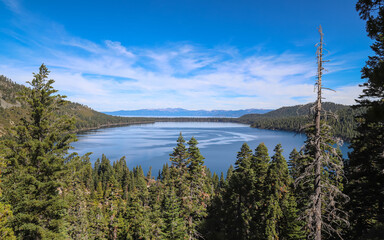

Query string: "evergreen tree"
[[288, 148, 301, 179], [218, 172, 226, 190], [122, 189, 152, 240], [346, 1, 384, 238], [226, 164, 234, 180], [224, 143, 255, 239], [0, 156, 16, 239], [162, 186, 188, 239], [186, 137, 210, 239], [264, 144, 304, 240], [88, 202, 108, 240], [169, 132, 189, 170], [0, 64, 76, 239], [167, 133, 191, 238], [160, 163, 171, 183], [147, 181, 164, 239], [251, 142, 271, 239], [64, 153, 93, 240]]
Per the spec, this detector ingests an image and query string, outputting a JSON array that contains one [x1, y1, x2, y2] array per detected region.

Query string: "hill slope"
[[0, 75, 154, 136], [238, 102, 360, 140]]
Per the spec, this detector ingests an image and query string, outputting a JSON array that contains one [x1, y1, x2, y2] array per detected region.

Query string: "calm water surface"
[[70, 122, 349, 175]]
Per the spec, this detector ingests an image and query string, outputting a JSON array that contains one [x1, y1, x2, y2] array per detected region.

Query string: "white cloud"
[[0, 0, 364, 111], [323, 85, 362, 105], [105, 40, 135, 58]]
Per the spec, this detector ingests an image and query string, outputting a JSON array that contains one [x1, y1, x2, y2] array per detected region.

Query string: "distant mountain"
[[103, 108, 273, 117]]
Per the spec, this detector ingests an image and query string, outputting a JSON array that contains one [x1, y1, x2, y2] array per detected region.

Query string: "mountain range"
[[103, 108, 273, 117]]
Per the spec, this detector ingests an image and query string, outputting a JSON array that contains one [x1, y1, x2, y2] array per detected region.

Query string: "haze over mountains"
[[103, 108, 273, 117]]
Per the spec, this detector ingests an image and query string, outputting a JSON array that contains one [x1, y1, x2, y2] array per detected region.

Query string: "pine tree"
[[167, 133, 191, 238], [226, 164, 234, 180], [346, 1, 384, 238], [147, 181, 164, 239], [186, 137, 210, 239], [169, 132, 189, 170], [264, 144, 304, 240], [251, 142, 271, 239], [162, 186, 188, 239], [88, 202, 108, 240], [0, 156, 16, 239], [218, 172, 226, 190], [224, 143, 255, 239], [288, 148, 301, 179], [1, 64, 76, 239], [64, 153, 93, 240]]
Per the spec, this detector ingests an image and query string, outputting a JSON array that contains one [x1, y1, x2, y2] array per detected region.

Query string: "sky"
[[0, 0, 372, 111]]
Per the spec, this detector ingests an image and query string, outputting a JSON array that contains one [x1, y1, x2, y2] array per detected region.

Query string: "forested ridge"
[[239, 103, 362, 141], [0, 75, 156, 137]]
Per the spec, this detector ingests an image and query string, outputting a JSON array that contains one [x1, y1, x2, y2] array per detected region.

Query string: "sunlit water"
[[70, 122, 350, 176]]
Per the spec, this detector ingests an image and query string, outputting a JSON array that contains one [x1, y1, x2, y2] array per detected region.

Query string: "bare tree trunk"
[[314, 25, 324, 240], [295, 25, 349, 239]]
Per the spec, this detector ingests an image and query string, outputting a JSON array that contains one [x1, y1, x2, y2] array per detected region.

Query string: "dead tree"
[[295, 25, 349, 240], [314, 24, 324, 240]]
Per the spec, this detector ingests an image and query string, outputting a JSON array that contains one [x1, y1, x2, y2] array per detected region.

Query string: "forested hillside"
[[239, 102, 361, 140], [0, 75, 154, 136]]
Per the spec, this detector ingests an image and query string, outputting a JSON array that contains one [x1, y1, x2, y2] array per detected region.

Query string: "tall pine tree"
[[346, 0, 384, 238], [264, 144, 304, 240], [224, 143, 255, 239], [1, 64, 76, 239]]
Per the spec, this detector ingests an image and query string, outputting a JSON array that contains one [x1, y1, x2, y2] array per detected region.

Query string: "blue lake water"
[[70, 122, 350, 176]]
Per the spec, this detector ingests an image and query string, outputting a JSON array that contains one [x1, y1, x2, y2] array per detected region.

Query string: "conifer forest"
[[0, 0, 384, 239]]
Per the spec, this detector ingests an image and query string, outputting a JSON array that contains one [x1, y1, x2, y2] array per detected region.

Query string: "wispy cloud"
[[1, 0, 22, 14], [0, 0, 364, 110]]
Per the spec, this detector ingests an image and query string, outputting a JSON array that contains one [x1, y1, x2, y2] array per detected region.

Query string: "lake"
[[70, 122, 350, 176]]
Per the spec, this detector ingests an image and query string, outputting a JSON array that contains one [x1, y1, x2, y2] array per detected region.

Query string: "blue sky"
[[0, 0, 371, 111]]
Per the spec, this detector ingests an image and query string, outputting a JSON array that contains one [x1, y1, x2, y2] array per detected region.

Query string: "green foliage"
[[205, 143, 305, 239], [240, 102, 359, 141], [251, 143, 271, 238], [161, 186, 187, 239], [0, 64, 77, 239], [264, 144, 304, 240], [0, 74, 154, 137], [64, 153, 93, 240], [0, 156, 15, 240], [0, 202, 16, 240], [346, 1, 384, 238]]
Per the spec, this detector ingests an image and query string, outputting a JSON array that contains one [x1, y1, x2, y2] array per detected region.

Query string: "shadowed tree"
[[346, 1, 384, 238]]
